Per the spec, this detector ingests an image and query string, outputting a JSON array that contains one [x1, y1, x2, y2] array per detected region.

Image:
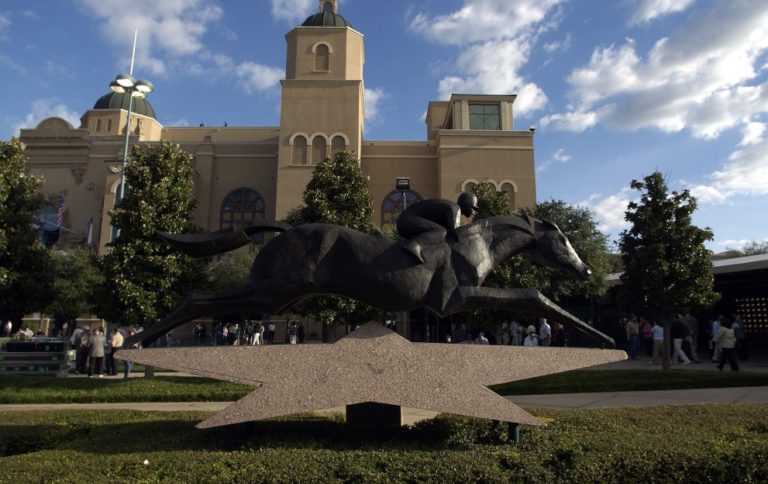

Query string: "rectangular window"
[[469, 103, 501, 130]]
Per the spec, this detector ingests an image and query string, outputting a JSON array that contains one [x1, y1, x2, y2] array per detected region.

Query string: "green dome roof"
[[301, 11, 351, 27], [93, 92, 157, 119]]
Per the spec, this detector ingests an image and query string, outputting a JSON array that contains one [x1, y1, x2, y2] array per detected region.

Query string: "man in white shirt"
[[539, 318, 552, 346]]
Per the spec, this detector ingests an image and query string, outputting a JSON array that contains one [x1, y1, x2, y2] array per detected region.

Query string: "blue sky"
[[1, 0, 767, 251]]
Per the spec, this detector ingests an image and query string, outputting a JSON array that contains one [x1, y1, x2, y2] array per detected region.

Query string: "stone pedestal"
[[346, 402, 403, 426]]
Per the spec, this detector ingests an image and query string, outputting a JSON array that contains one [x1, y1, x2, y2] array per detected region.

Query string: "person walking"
[[510, 320, 522, 346], [539, 318, 552, 346], [714, 319, 740, 372], [88, 328, 106, 377], [683, 313, 702, 363], [711, 315, 723, 362], [650, 320, 664, 365], [523, 325, 539, 347], [107, 327, 124, 376], [625, 316, 640, 360], [671, 317, 691, 365], [640, 318, 653, 356], [123, 328, 140, 379]]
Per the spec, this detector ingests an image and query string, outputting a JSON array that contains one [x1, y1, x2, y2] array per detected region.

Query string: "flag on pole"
[[56, 195, 68, 227], [86, 216, 94, 246]]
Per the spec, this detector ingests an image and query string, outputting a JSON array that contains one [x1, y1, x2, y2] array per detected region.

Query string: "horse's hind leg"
[[442, 286, 616, 348], [129, 285, 263, 347]]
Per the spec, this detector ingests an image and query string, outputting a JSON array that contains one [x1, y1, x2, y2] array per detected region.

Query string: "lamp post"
[[395, 177, 410, 214], [110, 73, 154, 201]]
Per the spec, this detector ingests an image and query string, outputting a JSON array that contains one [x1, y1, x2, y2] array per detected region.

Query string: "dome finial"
[[320, 0, 337, 14]]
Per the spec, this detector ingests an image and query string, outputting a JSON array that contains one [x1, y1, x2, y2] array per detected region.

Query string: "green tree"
[[0, 139, 53, 328], [206, 245, 255, 293], [618, 171, 719, 319], [469, 183, 611, 332], [726, 240, 768, 256], [284, 151, 378, 333], [472, 183, 610, 299], [97, 142, 207, 329], [47, 248, 104, 330], [527, 200, 611, 299]]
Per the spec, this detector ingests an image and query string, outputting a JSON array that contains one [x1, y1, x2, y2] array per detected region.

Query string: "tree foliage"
[[618, 171, 719, 318], [0, 139, 53, 324], [467, 183, 610, 332], [97, 142, 207, 327], [47, 248, 104, 324], [206, 245, 255, 293], [472, 182, 611, 300], [726, 240, 768, 256], [283, 151, 378, 327]]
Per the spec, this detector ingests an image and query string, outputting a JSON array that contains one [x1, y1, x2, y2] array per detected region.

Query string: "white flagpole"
[[129, 29, 138, 75]]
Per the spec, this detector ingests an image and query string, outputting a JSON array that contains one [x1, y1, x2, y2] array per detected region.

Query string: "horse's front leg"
[[442, 286, 615, 347]]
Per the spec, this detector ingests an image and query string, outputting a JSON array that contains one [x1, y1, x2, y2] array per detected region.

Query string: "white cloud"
[[364, 87, 388, 127], [75, 0, 224, 76], [539, 109, 597, 132], [688, 121, 768, 203], [271, 0, 315, 24], [630, 0, 697, 25], [410, 0, 563, 46], [543, 33, 571, 54], [235, 62, 284, 93], [582, 190, 633, 233], [0, 52, 27, 74], [547, 1, 768, 136], [0, 13, 10, 40], [740, 121, 766, 146], [537, 147, 572, 172], [410, 0, 563, 115], [553, 148, 571, 162], [11, 99, 81, 136]]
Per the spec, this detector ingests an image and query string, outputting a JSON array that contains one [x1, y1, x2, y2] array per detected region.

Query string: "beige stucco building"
[[20, 0, 536, 255]]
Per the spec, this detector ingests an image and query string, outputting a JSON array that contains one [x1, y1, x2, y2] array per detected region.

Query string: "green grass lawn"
[[1, 405, 767, 482], [2, 369, 768, 404], [491, 369, 768, 395]]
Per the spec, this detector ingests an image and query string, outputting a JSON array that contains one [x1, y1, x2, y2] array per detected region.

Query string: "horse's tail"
[[157, 221, 292, 258]]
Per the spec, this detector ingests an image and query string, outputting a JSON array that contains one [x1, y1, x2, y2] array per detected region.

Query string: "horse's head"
[[529, 217, 592, 279]]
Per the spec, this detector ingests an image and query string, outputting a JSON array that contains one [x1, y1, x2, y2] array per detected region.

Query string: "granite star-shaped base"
[[116, 323, 625, 429]]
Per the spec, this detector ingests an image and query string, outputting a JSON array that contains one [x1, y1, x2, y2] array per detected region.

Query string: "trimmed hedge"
[[1, 405, 767, 482]]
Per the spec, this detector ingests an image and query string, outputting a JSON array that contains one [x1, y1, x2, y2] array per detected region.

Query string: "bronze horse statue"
[[128, 215, 615, 347]]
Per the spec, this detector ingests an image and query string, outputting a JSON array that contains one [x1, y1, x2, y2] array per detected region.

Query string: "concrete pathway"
[[3, 386, 768, 426]]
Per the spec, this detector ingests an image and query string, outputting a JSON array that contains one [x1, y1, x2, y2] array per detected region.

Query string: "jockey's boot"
[[403, 239, 425, 264]]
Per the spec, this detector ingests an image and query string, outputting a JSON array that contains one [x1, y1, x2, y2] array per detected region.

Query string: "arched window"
[[107, 118, 113, 132], [323, 1, 333, 13], [96, 119, 102, 132], [111, 183, 123, 242], [331, 135, 346, 155], [292, 135, 308, 165], [499, 182, 517, 210], [312, 136, 327, 164], [315, 44, 330, 72], [35, 203, 59, 246], [220, 188, 266, 243], [381, 189, 422, 233]]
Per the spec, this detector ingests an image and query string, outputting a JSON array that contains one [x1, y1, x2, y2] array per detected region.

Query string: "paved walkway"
[[4, 386, 767, 425], [5, 350, 766, 425]]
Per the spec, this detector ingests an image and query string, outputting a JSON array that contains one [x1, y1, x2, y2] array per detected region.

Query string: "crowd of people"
[[68, 325, 139, 378], [624, 312, 747, 371], [198, 320, 306, 346], [447, 318, 567, 347]]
